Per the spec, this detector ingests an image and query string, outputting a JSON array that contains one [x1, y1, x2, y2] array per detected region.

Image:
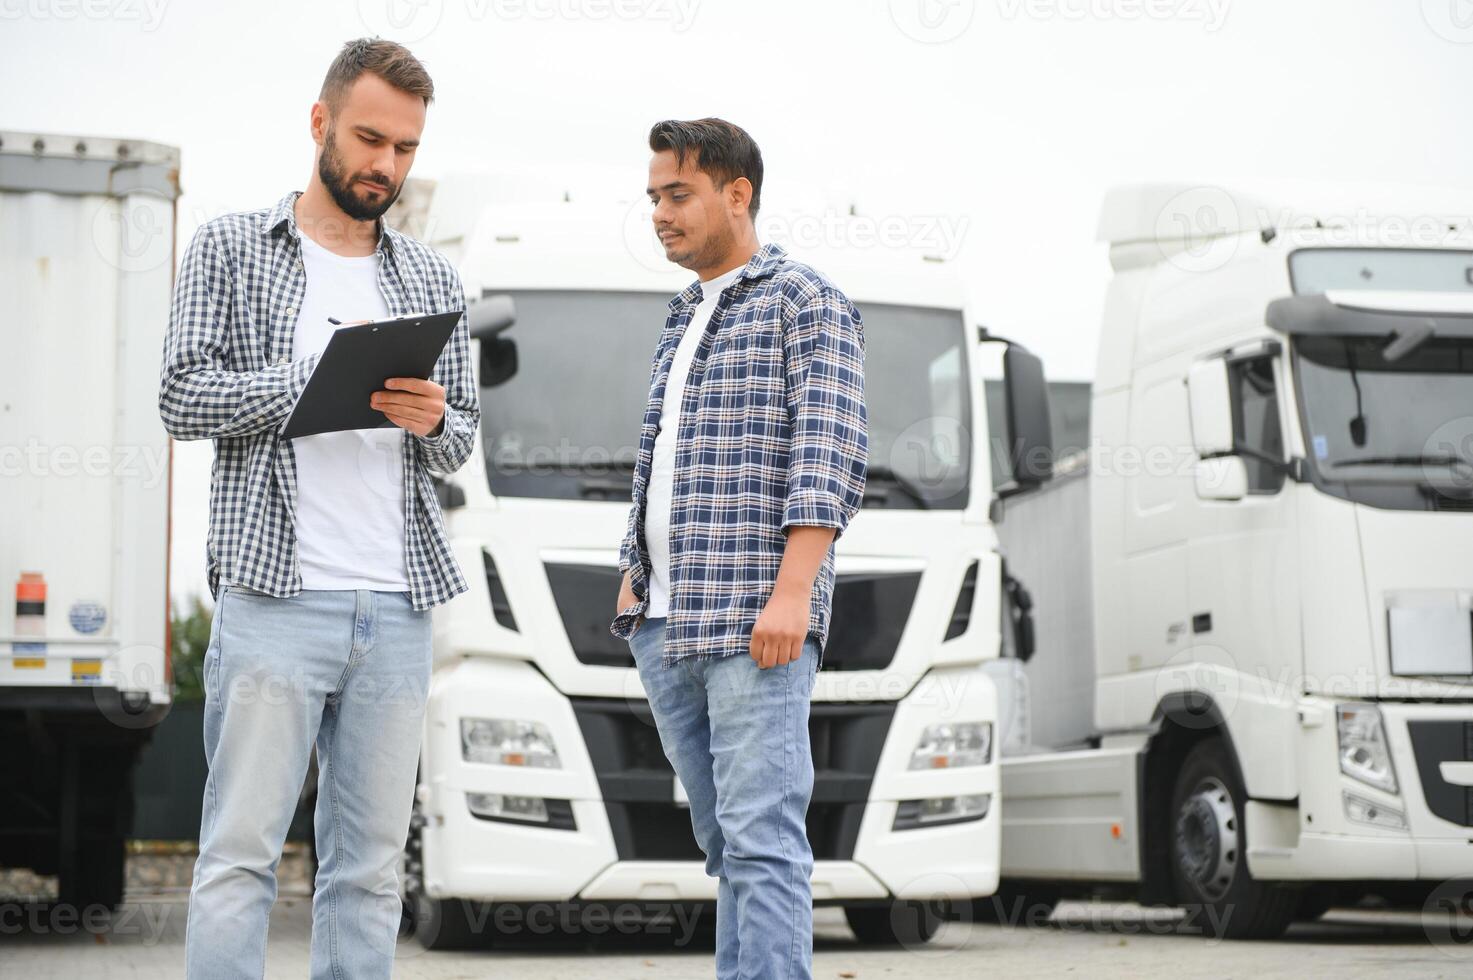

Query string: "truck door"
[[1183, 345, 1301, 732]]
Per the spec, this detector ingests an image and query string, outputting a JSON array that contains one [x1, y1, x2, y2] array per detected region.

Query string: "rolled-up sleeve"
[[412, 264, 481, 475], [158, 223, 321, 440], [781, 286, 868, 539]]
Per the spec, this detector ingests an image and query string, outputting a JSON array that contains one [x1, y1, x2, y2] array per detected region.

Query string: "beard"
[[667, 213, 737, 272], [318, 126, 400, 222]]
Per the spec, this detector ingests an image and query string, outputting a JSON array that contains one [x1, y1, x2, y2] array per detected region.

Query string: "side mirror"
[[1003, 346, 1053, 487], [431, 473, 466, 510], [467, 294, 515, 341], [479, 337, 519, 388], [1003, 569, 1037, 663], [1186, 358, 1234, 455], [1195, 455, 1248, 500], [467, 294, 519, 387]]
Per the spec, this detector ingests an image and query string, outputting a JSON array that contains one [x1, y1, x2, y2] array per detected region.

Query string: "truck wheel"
[[410, 891, 489, 950], [844, 901, 943, 945], [973, 882, 1060, 925], [1168, 737, 1299, 939]]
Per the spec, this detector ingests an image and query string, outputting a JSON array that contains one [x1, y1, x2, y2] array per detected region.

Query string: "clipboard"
[[282, 310, 461, 439]]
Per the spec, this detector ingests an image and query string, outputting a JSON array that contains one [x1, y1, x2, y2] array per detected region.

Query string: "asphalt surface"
[[2, 892, 1470, 979]]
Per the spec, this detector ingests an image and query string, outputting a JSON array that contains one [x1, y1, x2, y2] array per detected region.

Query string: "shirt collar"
[[265, 190, 396, 257], [668, 241, 787, 312]]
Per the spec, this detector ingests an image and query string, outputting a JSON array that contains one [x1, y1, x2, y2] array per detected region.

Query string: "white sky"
[[4, 0, 1471, 604]]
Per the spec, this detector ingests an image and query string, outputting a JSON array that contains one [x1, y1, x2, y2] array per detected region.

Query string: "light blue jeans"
[[186, 584, 432, 980], [628, 616, 820, 980]]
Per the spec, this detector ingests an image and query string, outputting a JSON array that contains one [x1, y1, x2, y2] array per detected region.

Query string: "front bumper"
[[418, 657, 999, 902], [1245, 699, 1473, 881]]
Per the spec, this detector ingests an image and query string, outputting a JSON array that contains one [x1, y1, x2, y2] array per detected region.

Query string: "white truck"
[[395, 195, 1056, 947], [993, 183, 1473, 938], [0, 130, 177, 908]]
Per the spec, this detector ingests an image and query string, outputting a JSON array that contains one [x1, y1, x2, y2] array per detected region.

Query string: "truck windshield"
[[1293, 334, 1473, 509], [478, 290, 972, 509]]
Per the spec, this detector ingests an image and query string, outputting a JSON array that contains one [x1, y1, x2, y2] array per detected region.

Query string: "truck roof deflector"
[[1265, 293, 1473, 342]]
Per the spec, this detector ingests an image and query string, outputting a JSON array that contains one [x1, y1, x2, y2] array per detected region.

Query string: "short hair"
[[320, 38, 435, 115], [648, 118, 764, 219]]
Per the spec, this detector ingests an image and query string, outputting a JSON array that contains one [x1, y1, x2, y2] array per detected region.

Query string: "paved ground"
[[3, 886, 1470, 979]]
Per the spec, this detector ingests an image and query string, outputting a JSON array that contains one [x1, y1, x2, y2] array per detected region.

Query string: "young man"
[[157, 39, 477, 979], [610, 118, 868, 980]]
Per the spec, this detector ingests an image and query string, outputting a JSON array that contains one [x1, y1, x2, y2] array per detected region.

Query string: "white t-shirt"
[[289, 232, 411, 592], [645, 265, 745, 617]]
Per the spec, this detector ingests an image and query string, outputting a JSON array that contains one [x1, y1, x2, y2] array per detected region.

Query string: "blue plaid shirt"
[[158, 191, 479, 611], [609, 243, 868, 665]]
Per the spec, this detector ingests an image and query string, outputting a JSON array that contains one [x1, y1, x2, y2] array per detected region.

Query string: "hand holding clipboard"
[[282, 310, 461, 439]]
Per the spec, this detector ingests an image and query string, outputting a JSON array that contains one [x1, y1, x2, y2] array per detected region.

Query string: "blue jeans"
[[628, 617, 820, 980], [186, 585, 432, 980]]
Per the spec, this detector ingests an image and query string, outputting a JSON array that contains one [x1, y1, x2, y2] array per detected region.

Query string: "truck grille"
[[545, 563, 920, 672], [570, 698, 896, 861], [1407, 720, 1473, 827]]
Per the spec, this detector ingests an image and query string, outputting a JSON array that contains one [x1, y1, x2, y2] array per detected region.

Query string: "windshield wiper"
[[865, 465, 932, 509], [1329, 453, 1468, 469]]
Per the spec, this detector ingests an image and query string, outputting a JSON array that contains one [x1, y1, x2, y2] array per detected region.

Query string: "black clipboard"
[[282, 310, 461, 439]]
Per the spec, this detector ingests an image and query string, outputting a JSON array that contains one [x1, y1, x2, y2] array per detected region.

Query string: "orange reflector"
[[1111, 823, 1122, 839], [502, 752, 527, 766], [931, 758, 949, 769]]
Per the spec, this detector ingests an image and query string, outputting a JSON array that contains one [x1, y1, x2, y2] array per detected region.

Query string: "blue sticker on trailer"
[[69, 600, 107, 635], [1312, 435, 1329, 460]]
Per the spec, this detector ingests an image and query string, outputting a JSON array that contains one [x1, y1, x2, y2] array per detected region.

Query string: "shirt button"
[[286, 305, 297, 315], [277, 357, 288, 365]]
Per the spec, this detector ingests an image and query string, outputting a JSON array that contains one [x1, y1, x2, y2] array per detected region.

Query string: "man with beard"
[[158, 38, 477, 979]]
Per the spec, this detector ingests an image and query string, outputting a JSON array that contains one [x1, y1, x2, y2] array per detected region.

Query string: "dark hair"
[[649, 117, 764, 219], [320, 38, 435, 114]]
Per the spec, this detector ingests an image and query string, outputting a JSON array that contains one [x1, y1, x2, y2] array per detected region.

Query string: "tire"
[[410, 891, 489, 951], [1168, 737, 1300, 939], [973, 882, 1061, 926], [844, 901, 943, 945]]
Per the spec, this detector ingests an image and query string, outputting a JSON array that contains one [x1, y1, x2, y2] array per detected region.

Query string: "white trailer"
[[0, 131, 177, 908], [994, 183, 1473, 938], [396, 197, 1056, 947]]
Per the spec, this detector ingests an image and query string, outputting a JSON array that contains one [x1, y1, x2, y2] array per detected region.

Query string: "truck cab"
[[997, 182, 1473, 938], [400, 197, 1042, 947]]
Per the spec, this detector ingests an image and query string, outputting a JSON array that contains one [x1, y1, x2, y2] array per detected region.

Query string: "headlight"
[[909, 722, 992, 770], [893, 794, 991, 830], [1336, 704, 1398, 794], [460, 717, 561, 768], [1342, 790, 1407, 831], [467, 792, 549, 823]]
